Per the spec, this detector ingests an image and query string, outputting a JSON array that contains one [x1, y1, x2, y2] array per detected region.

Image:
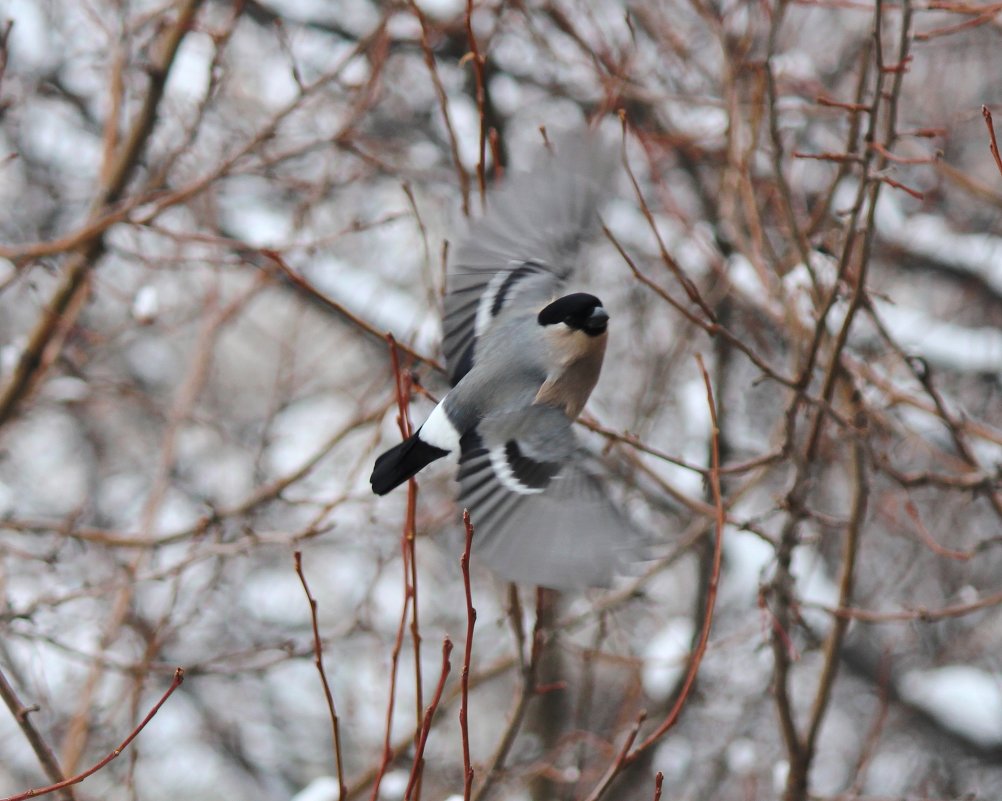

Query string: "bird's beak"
[[583, 306, 609, 334]]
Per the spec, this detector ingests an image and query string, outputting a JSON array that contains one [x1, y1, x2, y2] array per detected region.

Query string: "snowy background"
[[1, 1, 1002, 800]]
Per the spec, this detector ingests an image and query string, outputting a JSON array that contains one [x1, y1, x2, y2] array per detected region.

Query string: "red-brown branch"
[[629, 354, 725, 755], [0, 668, 73, 801], [403, 638, 454, 801], [982, 105, 1002, 179], [470, 590, 546, 801], [875, 174, 924, 200], [810, 586, 1002, 623], [903, 499, 974, 561], [1, 669, 184, 801], [387, 335, 426, 796], [581, 355, 725, 801], [408, 0, 470, 216], [792, 150, 863, 163], [294, 551, 347, 801], [581, 711, 647, 801], [459, 510, 477, 801], [816, 95, 871, 113], [868, 141, 937, 164], [464, 0, 487, 207], [915, 9, 999, 41], [263, 250, 443, 372]]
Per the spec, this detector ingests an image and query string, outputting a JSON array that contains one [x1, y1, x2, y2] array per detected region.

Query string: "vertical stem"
[[802, 400, 868, 760], [460, 511, 477, 801], [403, 639, 454, 801], [294, 552, 348, 801], [465, 0, 487, 208]]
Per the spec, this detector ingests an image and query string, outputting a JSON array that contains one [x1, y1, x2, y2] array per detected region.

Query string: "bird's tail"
[[370, 430, 450, 496]]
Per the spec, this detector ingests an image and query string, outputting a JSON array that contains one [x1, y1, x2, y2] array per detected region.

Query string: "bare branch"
[[0, 669, 184, 801], [294, 552, 347, 801]]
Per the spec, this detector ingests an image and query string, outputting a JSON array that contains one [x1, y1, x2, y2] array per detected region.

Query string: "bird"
[[370, 130, 643, 589]]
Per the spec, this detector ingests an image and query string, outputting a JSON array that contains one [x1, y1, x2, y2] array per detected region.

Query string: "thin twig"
[[763, 2, 815, 290], [602, 222, 799, 391], [387, 335, 426, 793], [370, 337, 423, 801], [369, 548, 412, 801], [0, 20, 12, 90], [901, 498, 974, 561], [408, 0, 470, 216], [619, 116, 717, 323], [465, 0, 487, 207], [403, 638, 454, 801], [808, 586, 1002, 623], [580, 711, 647, 801], [581, 354, 726, 801], [348, 649, 517, 801], [264, 250, 443, 372], [0, 669, 184, 801], [459, 510, 477, 801], [629, 354, 725, 755], [802, 394, 868, 764], [846, 656, 892, 796], [294, 552, 347, 801], [982, 105, 1002, 179], [0, 669, 74, 801], [0, 0, 205, 430], [471, 591, 546, 801]]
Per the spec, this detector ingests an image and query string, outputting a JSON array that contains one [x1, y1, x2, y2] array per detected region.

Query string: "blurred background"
[[1, 1, 1001, 799]]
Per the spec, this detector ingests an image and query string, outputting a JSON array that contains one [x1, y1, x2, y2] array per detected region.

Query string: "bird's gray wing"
[[443, 131, 616, 385], [456, 405, 643, 589]]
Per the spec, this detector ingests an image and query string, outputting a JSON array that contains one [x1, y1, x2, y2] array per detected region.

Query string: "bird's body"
[[370, 130, 644, 589]]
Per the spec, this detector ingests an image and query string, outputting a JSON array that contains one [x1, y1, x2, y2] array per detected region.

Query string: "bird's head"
[[537, 293, 609, 337]]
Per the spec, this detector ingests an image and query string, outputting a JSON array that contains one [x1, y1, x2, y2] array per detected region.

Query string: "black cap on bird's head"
[[538, 293, 609, 336]]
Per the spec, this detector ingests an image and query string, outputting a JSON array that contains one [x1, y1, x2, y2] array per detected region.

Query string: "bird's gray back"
[[442, 310, 550, 432]]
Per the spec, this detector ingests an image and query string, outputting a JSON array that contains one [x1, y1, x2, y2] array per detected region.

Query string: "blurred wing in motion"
[[443, 131, 617, 385], [457, 405, 643, 589]]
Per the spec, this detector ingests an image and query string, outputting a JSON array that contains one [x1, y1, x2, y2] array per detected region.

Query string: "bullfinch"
[[370, 131, 643, 589]]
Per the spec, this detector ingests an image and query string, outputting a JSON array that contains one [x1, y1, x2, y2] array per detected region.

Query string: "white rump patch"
[[489, 447, 544, 495], [419, 402, 460, 453]]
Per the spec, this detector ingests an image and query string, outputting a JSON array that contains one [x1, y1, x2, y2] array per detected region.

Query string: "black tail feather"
[[370, 431, 450, 495]]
